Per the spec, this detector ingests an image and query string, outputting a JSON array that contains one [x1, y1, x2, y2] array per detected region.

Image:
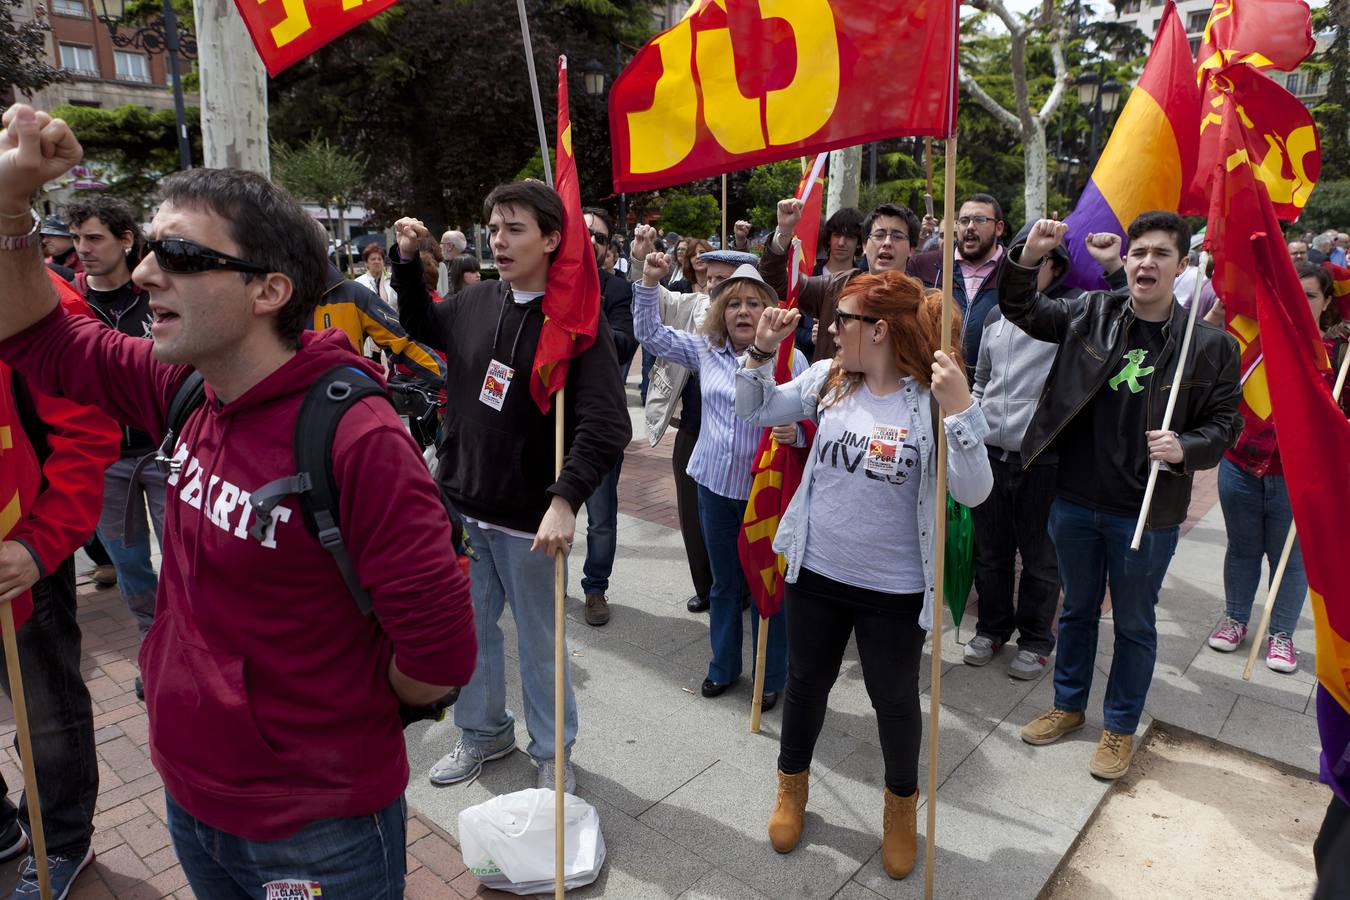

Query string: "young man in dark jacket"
[[0, 105, 476, 898], [391, 181, 630, 793], [1003, 212, 1242, 780]]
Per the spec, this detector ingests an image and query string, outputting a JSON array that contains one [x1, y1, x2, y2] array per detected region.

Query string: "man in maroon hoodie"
[[0, 105, 477, 899]]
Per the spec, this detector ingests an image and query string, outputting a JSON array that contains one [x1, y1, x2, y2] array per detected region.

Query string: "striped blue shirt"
[[634, 284, 806, 500]]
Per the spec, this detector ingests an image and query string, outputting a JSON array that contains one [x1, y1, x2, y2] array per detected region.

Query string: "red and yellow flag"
[[1214, 98, 1350, 803], [1323, 261, 1350, 322], [233, 0, 400, 76], [1181, 0, 1318, 218], [737, 160, 824, 618], [608, 0, 959, 192], [532, 56, 602, 415]]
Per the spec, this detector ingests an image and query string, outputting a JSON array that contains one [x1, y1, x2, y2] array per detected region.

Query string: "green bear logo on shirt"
[[1108, 348, 1155, 394]]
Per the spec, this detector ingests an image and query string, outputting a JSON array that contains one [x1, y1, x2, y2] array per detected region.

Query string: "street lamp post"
[[582, 57, 626, 239], [1075, 62, 1122, 177], [96, 0, 196, 170]]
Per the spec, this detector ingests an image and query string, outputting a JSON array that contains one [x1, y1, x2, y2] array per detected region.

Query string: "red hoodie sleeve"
[[331, 397, 476, 687], [0, 301, 185, 439]]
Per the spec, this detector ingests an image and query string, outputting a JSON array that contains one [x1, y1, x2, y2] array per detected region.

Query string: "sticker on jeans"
[[865, 424, 908, 476], [479, 359, 514, 411], [264, 881, 322, 899]]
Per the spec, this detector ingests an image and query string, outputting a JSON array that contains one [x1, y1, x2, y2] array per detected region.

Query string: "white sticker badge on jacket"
[[480, 359, 514, 411], [865, 424, 908, 476], [263, 880, 321, 899]]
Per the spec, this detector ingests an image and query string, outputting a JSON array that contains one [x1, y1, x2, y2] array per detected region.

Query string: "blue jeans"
[[696, 485, 786, 692], [0, 560, 95, 856], [166, 792, 405, 899], [1048, 498, 1179, 734], [455, 522, 578, 760], [581, 456, 623, 595], [1218, 457, 1307, 637], [97, 456, 167, 638]]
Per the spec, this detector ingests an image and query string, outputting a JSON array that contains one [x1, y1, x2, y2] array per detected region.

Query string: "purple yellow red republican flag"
[[532, 56, 602, 414], [1061, 2, 1200, 291], [608, 0, 960, 192], [233, 0, 399, 76], [1210, 98, 1350, 804], [737, 162, 822, 618]]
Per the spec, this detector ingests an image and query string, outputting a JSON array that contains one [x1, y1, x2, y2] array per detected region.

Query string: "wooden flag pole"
[[1, 601, 50, 900], [749, 620, 770, 733], [553, 388, 566, 900], [1241, 346, 1350, 681], [1130, 252, 1209, 551], [924, 135, 957, 900], [515, 0, 553, 189]]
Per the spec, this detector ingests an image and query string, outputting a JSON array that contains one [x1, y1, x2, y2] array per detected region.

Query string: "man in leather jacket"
[[1002, 211, 1242, 781]]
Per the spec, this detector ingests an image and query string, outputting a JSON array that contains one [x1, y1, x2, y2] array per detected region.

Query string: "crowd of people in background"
[[3, 98, 1350, 897]]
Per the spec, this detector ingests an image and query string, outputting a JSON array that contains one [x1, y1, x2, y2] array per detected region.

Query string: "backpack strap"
[[153, 371, 207, 477], [247, 366, 385, 616]]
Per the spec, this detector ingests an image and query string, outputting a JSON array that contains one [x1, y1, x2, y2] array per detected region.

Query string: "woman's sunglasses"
[[147, 238, 270, 275], [835, 311, 881, 325]]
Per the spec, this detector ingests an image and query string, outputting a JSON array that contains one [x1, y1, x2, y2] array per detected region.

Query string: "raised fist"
[[393, 217, 429, 259], [1021, 219, 1069, 267], [641, 250, 669, 288], [1084, 231, 1124, 274], [632, 223, 658, 260], [0, 105, 83, 216]]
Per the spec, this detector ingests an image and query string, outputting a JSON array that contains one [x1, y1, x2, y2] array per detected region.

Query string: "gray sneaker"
[[963, 635, 1000, 666], [1009, 649, 1048, 680], [428, 738, 515, 786], [537, 757, 576, 794]]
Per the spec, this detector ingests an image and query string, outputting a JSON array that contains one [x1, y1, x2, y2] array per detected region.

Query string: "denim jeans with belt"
[[0, 559, 96, 856], [1048, 498, 1179, 734], [696, 484, 786, 691], [166, 792, 405, 899], [97, 456, 167, 638], [1217, 456, 1307, 637]]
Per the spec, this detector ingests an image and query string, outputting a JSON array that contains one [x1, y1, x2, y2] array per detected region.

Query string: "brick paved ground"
[[0, 430, 1220, 899]]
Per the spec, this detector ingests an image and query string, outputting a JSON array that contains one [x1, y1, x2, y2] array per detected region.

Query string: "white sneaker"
[[428, 738, 515, 786], [1208, 616, 1248, 652], [1266, 633, 1298, 674], [963, 635, 1000, 666]]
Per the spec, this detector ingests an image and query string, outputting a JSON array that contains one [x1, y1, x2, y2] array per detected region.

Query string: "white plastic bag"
[[458, 788, 605, 895]]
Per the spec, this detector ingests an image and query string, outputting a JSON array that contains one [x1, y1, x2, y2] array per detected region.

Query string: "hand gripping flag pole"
[[2, 599, 50, 900]]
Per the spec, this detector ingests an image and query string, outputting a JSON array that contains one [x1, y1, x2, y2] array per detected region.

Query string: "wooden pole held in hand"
[[924, 135, 958, 900], [553, 388, 566, 900], [1130, 254, 1208, 551], [2, 600, 50, 900], [749, 617, 770, 733], [1241, 346, 1350, 681]]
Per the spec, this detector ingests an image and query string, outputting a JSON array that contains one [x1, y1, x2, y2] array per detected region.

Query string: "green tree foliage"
[[1310, 0, 1349, 176], [745, 159, 802, 228], [1299, 179, 1350, 234], [51, 104, 201, 207], [273, 138, 368, 269], [1, 0, 70, 97], [657, 190, 721, 240]]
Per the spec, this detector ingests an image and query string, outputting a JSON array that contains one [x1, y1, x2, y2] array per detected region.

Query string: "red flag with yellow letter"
[[532, 56, 601, 414], [737, 159, 824, 618], [1181, 0, 1318, 218], [232, 0, 400, 76], [608, 0, 960, 192]]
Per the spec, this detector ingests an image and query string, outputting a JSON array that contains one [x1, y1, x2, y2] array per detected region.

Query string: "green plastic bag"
[[943, 497, 974, 627]]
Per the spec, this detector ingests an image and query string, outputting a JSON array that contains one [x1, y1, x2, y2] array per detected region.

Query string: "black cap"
[[39, 216, 72, 238]]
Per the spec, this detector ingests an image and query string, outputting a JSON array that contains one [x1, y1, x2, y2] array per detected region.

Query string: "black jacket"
[[599, 269, 637, 371], [76, 274, 156, 458], [391, 252, 631, 533], [909, 247, 1007, 383], [999, 245, 1244, 529]]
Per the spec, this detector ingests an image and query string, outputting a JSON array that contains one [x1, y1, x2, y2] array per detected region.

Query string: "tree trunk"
[[1023, 120, 1048, 222], [826, 145, 862, 219], [193, 0, 269, 174]]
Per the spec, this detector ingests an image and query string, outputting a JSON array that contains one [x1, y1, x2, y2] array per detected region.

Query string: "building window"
[[1286, 72, 1302, 95], [1150, 0, 1164, 6], [1187, 10, 1209, 32], [1189, 37, 1202, 57], [1122, 0, 1141, 13], [114, 50, 151, 83], [1305, 71, 1322, 94], [58, 43, 98, 77], [51, 0, 87, 15]]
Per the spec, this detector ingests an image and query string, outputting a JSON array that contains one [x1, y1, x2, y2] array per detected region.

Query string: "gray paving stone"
[[566, 793, 713, 899], [832, 882, 888, 900], [1143, 666, 1239, 737], [1184, 640, 1316, 714], [676, 869, 770, 900], [1217, 695, 1322, 776], [932, 657, 1045, 720], [637, 759, 878, 900]]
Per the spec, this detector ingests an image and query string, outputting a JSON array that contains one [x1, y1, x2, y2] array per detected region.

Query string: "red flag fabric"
[[1323, 262, 1350, 323], [1213, 100, 1350, 803], [532, 56, 602, 415], [1181, 0, 1317, 217], [0, 363, 38, 630], [737, 163, 824, 619], [609, 0, 960, 192], [232, 0, 400, 76]]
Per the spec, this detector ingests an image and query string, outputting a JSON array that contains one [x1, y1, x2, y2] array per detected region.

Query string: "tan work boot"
[[767, 769, 809, 853], [1020, 708, 1086, 746], [1089, 729, 1135, 780], [584, 593, 610, 626], [881, 787, 918, 879]]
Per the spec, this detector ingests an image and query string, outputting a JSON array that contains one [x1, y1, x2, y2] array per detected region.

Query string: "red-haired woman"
[[735, 270, 992, 879]]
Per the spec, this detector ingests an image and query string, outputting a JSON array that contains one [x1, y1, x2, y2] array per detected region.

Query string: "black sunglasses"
[[589, 230, 610, 244], [835, 311, 881, 325], [147, 238, 270, 275]]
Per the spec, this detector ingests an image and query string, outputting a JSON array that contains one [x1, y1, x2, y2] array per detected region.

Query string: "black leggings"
[[778, 567, 926, 796]]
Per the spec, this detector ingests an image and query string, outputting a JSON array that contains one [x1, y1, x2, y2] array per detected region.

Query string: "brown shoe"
[[881, 787, 918, 879], [767, 769, 809, 853], [1020, 708, 1086, 746], [91, 564, 117, 588], [583, 593, 610, 627], [1089, 730, 1135, 780]]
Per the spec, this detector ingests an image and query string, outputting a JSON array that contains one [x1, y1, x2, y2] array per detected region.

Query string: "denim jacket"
[[735, 359, 993, 632]]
